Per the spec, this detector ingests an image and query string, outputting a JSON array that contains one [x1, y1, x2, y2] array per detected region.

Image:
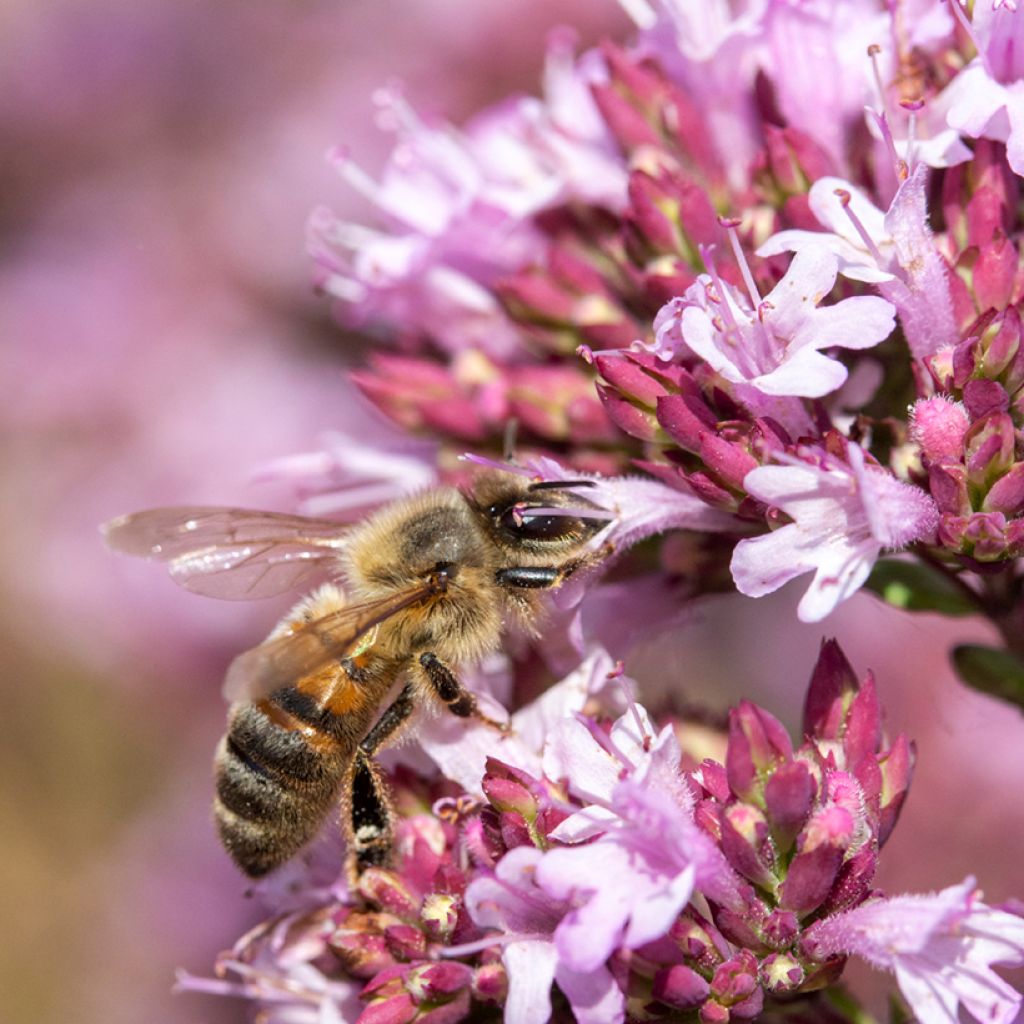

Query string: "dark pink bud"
[[358, 870, 419, 921], [983, 462, 1024, 515], [472, 962, 508, 1004], [764, 761, 815, 845], [652, 964, 711, 1009], [953, 335, 981, 388], [668, 915, 715, 965], [384, 925, 426, 962], [973, 232, 1018, 312], [779, 841, 845, 915], [698, 758, 731, 803], [877, 733, 915, 846], [727, 702, 793, 801], [657, 392, 719, 453], [965, 412, 1015, 489], [499, 810, 534, 850], [597, 383, 661, 441], [842, 673, 882, 767], [964, 510, 1010, 559], [762, 909, 799, 948], [482, 761, 539, 820], [627, 170, 683, 255], [699, 1002, 730, 1024], [710, 950, 759, 1004], [721, 804, 776, 887], [357, 993, 417, 1024], [414, 993, 471, 1024], [591, 80, 660, 150], [714, 905, 764, 950], [730, 988, 765, 1019], [699, 432, 759, 490], [760, 953, 805, 994], [407, 962, 473, 1001], [331, 916, 397, 978], [803, 639, 859, 741], [929, 463, 971, 515], [818, 846, 878, 915], [594, 351, 670, 406], [910, 397, 969, 461], [684, 470, 738, 509], [963, 379, 1010, 419], [761, 125, 835, 197]]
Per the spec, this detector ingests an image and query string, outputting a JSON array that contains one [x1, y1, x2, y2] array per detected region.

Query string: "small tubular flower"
[[730, 442, 939, 621], [802, 877, 1024, 1024]]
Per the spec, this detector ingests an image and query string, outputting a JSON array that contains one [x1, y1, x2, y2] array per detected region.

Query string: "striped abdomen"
[[213, 687, 370, 878]]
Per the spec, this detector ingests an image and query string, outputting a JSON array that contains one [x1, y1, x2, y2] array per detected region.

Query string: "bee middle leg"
[[418, 652, 509, 731], [346, 683, 415, 875]]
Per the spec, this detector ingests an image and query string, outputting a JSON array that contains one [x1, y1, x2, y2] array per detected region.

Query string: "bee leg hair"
[[418, 652, 510, 732], [345, 683, 415, 876]]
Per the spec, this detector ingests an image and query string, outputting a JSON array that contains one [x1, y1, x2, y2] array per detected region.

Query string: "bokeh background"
[[2, 2, 1021, 1022]]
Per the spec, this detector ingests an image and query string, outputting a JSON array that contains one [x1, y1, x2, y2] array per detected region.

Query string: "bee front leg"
[[345, 683, 415, 877], [418, 652, 510, 732], [495, 543, 614, 591]]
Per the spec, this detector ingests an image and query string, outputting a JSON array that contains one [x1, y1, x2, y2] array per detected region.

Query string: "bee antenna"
[[527, 479, 597, 492]]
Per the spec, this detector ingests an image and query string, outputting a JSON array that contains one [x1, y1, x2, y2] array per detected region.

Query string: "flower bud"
[[721, 803, 776, 887], [358, 869, 420, 921], [406, 961, 473, 1002], [759, 952, 805, 994], [384, 924, 426, 962], [652, 964, 711, 1009], [472, 962, 508, 1004], [710, 950, 759, 1004], [910, 396, 970, 462], [726, 701, 793, 802]]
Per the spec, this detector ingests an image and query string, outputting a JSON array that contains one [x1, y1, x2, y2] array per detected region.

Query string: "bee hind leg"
[[345, 683, 415, 878], [418, 652, 510, 733]]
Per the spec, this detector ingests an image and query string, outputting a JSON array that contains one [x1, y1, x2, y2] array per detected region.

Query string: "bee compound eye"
[[497, 504, 583, 541]]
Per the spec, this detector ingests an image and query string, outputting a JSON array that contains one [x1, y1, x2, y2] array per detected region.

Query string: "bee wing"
[[222, 583, 436, 704], [101, 506, 351, 600]]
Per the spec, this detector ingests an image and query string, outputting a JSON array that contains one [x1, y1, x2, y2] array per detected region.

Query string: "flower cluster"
[[179, 643, 1024, 1023], [169, 2, 1024, 1022], [293, 0, 1024, 642]]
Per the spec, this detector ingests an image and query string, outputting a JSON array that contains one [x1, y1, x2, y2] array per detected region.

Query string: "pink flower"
[[670, 246, 895, 398], [463, 846, 626, 1024], [534, 703, 744, 969], [944, 2, 1024, 176], [625, 0, 764, 188], [803, 877, 1024, 1024], [310, 34, 626, 358], [730, 442, 940, 621]]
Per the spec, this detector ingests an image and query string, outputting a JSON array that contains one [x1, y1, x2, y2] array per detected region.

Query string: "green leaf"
[[864, 559, 977, 617], [952, 644, 1024, 709]]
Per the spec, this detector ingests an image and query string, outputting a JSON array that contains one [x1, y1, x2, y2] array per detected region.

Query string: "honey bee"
[[103, 470, 612, 878]]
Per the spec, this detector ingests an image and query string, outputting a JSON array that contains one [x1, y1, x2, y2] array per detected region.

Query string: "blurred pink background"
[[3, 1, 1021, 1022]]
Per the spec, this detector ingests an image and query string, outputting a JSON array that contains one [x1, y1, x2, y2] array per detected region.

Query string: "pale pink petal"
[[753, 348, 849, 398], [621, 864, 696, 948], [794, 297, 897, 353], [543, 716, 623, 804], [798, 546, 874, 623], [553, 963, 625, 1024], [503, 940, 558, 1024]]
